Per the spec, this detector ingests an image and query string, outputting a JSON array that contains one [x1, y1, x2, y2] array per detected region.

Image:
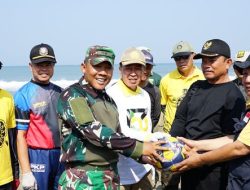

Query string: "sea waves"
[[0, 79, 78, 93], [1, 76, 236, 94], [0, 79, 118, 93]]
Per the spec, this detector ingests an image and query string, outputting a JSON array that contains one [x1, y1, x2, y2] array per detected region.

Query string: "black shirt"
[[142, 82, 161, 129], [170, 80, 245, 140]]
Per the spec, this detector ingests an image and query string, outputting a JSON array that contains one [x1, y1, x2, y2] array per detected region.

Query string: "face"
[[29, 62, 55, 84], [242, 68, 250, 96], [81, 61, 113, 90], [201, 56, 232, 84], [174, 53, 194, 76], [141, 64, 153, 82], [120, 63, 144, 91]]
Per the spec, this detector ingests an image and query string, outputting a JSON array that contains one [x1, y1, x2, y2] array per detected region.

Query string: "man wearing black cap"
[[174, 50, 250, 190], [170, 39, 245, 190], [233, 51, 250, 102], [15, 43, 64, 190]]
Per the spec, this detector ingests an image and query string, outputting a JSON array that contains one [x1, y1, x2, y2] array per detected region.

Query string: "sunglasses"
[[174, 55, 190, 61]]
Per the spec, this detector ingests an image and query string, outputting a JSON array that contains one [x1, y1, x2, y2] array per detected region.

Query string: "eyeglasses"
[[174, 55, 190, 61]]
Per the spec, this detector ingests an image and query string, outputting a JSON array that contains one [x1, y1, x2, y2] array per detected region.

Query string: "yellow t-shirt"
[[160, 66, 204, 132], [0, 89, 16, 185], [238, 121, 250, 146]]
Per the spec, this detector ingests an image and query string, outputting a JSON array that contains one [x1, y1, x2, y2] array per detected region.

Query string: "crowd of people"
[[0, 38, 250, 190]]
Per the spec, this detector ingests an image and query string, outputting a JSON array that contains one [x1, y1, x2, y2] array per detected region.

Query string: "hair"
[[222, 56, 230, 61]]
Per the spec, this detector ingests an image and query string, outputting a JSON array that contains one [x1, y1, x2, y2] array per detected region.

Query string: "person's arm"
[[175, 120, 250, 172], [174, 140, 250, 172], [17, 130, 31, 174], [178, 135, 234, 152], [8, 128, 20, 189], [202, 140, 250, 163], [57, 89, 167, 161], [14, 92, 32, 174], [17, 130, 37, 189], [7, 94, 20, 189], [14, 91, 37, 189]]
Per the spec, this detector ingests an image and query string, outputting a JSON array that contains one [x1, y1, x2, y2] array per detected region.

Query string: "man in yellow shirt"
[[159, 41, 204, 190], [0, 61, 19, 190], [160, 41, 204, 133]]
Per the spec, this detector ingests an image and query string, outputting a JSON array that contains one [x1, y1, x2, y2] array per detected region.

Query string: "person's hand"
[[142, 141, 169, 164], [22, 172, 37, 190], [12, 178, 20, 190], [173, 152, 203, 172], [140, 155, 156, 165], [177, 137, 198, 157]]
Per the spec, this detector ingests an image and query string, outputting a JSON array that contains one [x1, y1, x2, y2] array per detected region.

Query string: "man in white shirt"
[[107, 47, 163, 189]]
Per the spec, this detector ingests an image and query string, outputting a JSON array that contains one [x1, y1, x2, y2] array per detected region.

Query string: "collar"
[[30, 79, 51, 87], [118, 79, 142, 96], [78, 77, 107, 98], [173, 66, 201, 79]]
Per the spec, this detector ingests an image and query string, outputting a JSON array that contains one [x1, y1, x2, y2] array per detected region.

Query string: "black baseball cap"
[[233, 51, 250, 73], [194, 39, 230, 59], [30, 43, 57, 64]]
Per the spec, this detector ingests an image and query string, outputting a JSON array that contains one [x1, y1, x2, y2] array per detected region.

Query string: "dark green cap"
[[84, 45, 115, 66]]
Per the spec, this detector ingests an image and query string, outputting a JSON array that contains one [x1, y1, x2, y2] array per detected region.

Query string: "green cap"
[[85, 45, 115, 66], [171, 41, 194, 58]]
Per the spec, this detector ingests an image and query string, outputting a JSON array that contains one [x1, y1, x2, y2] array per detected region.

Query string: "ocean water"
[[0, 63, 236, 94]]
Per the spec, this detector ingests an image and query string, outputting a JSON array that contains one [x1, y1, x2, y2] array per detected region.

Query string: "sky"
[[0, 0, 250, 66]]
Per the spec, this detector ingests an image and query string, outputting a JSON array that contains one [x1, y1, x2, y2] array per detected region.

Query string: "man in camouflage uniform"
[[57, 45, 166, 190]]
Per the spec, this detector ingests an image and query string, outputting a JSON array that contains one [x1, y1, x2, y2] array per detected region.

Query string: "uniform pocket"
[[87, 170, 119, 190], [58, 169, 89, 190]]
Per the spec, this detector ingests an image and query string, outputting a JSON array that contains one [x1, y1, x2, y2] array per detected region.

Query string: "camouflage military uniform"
[[57, 78, 144, 190]]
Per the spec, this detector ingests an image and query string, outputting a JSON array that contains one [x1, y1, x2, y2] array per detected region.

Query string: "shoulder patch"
[[69, 97, 95, 124]]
